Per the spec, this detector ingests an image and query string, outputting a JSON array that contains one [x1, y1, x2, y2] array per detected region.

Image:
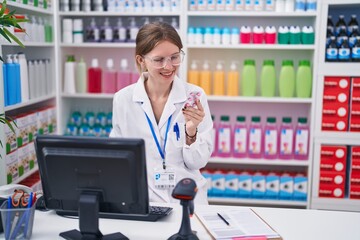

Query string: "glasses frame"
[[143, 50, 185, 69]]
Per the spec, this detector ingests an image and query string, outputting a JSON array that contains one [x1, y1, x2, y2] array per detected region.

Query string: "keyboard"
[[56, 205, 173, 222]]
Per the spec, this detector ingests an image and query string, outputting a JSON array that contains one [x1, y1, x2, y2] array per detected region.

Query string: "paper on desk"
[[195, 208, 281, 240]]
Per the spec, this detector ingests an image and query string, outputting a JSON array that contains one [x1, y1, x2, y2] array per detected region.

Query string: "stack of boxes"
[[350, 147, 360, 199], [319, 145, 347, 198], [5, 106, 56, 184], [350, 77, 360, 131]]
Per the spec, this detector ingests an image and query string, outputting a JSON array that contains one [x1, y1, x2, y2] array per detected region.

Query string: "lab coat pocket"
[[170, 121, 185, 149]]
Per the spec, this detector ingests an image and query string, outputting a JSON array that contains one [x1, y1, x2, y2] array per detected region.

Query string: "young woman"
[[110, 22, 213, 204]]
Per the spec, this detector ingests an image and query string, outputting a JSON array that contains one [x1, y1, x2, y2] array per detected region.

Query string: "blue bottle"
[[2, 61, 8, 106], [12, 54, 22, 103], [6, 54, 21, 105]]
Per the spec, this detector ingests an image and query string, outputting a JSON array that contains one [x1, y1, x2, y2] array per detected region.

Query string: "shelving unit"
[[0, 2, 56, 186], [311, 0, 360, 212]]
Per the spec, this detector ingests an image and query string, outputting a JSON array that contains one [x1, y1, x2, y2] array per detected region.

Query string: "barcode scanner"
[[168, 178, 199, 240]]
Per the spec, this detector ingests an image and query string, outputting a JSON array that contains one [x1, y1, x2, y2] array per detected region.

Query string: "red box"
[[324, 76, 350, 91], [323, 103, 349, 118], [349, 185, 360, 199], [321, 145, 347, 161], [352, 77, 360, 98], [323, 91, 349, 105], [352, 147, 360, 161], [318, 183, 345, 198], [319, 171, 346, 186], [350, 103, 360, 132], [322, 116, 348, 131], [320, 159, 346, 172], [350, 171, 360, 186], [322, 102, 349, 131]]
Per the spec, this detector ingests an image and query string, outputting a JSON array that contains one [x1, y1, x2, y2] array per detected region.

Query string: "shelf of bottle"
[[318, 62, 360, 77], [207, 95, 313, 104], [62, 93, 114, 99], [187, 11, 317, 17], [7, 1, 53, 15], [314, 133, 360, 145], [1, 42, 54, 47], [59, 11, 181, 17], [325, 0, 360, 5], [209, 157, 309, 167], [13, 165, 39, 185], [186, 44, 316, 50], [311, 197, 360, 212], [208, 197, 308, 207], [60, 43, 136, 48], [4, 94, 56, 112]]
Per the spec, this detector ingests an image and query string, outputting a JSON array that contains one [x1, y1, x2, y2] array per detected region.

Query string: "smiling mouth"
[[161, 71, 174, 76]]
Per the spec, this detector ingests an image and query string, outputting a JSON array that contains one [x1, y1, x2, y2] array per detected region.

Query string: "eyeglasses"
[[143, 50, 185, 69]]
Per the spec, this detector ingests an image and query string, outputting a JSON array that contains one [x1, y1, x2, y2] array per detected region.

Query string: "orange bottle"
[[227, 61, 239, 96], [213, 61, 225, 95], [199, 61, 212, 95], [188, 60, 200, 86]]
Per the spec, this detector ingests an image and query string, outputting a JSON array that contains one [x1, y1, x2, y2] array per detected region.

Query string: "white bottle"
[[235, 0, 244, 10], [37, 17, 45, 43], [45, 59, 52, 94], [152, 0, 161, 11], [171, 18, 179, 32], [163, 0, 171, 12], [216, 0, 226, 10], [38, 59, 47, 97], [101, 18, 113, 42], [107, 0, 117, 12], [231, 28, 240, 44], [128, 17, 139, 42], [114, 18, 126, 42], [245, 0, 253, 11], [28, 60, 36, 99], [254, 0, 264, 11], [71, 0, 80, 11], [143, 0, 152, 11], [213, 27, 221, 45], [189, 0, 197, 11], [265, 0, 275, 11], [82, 0, 91, 11], [275, 0, 285, 12], [116, 0, 126, 12], [64, 55, 76, 94], [285, 0, 294, 12], [61, 0, 70, 11], [76, 57, 87, 93], [207, 0, 216, 11], [93, 0, 103, 11], [171, 0, 180, 12], [204, 27, 213, 44], [222, 27, 231, 45], [62, 18, 73, 43], [73, 19, 83, 43], [198, 0, 207, 11], [17, 53, 29, 102], [195, 27, 203, 44], [225, 0, 235, 11], [187, 27, 196, 44], [33, 60, 40, 98]]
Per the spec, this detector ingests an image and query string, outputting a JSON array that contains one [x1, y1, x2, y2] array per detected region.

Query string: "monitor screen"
[[35, 135, 148, 239]]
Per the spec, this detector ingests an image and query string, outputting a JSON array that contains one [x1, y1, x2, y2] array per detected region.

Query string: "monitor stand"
[[59, 192, 128, 240]]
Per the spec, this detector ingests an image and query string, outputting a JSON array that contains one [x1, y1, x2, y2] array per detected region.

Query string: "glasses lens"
[[148, 51, 184, 68]]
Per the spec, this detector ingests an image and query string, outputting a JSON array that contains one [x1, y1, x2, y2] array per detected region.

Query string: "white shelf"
[[14, 165, 39, 185], [60, 43, 136, 48], [311, 198, 360, 212], [62, 93, 114, 99], [4, 94, 56, 112], [7, 1, 52, 15], [314, 133, 360, 145], [207, 96, 313, 103], [318, 63, 360, 76], [1, 42, 55, 47], [187, 11, 317, 17], [59, 11, 181, 17], [209, 157, 309, 166], [187, 44, 316, 50], [209, 197, 308, 207]]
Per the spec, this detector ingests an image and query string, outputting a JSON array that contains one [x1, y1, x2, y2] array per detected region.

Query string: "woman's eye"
[[154, 58, 164, 63], [171, 55, 180, 61]]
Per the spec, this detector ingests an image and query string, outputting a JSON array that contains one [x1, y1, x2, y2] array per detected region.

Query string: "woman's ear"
[[136, 55, 147, 72]]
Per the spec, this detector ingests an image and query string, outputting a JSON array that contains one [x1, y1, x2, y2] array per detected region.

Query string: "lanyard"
[[145, 113, 172, 170]]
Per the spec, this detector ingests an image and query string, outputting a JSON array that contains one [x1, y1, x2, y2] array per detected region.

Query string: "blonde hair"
[[135, 21, 183, 73]]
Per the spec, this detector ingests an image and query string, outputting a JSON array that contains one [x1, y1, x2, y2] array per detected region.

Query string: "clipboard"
[[195, 208, 282, 240]]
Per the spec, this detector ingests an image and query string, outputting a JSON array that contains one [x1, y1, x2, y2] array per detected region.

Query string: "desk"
[[2, 204, 360, 239]]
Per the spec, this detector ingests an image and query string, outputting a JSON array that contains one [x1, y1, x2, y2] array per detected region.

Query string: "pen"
[[217, 213, 230, 226], [174, 123, 180, 141]]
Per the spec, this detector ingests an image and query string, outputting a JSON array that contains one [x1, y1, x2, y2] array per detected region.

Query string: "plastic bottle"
[[242, 59, 257, 96], [301, 26, 314, 45], [195, 27, 203, 44], [295, 60, 312, 98], [17, 53, 29, 102], [222, 27, 231, 45], [265, 26, 276, 44], [103, 58, 117, 93], [285, 0, 294, 12], [295, 0, 305, 12], [260, 60, 276, 97], [204, 27, 213, 45], [216, 0, 226, 10], [278, 117, 294, 159], [27, 60, 36, 100], [254, 0, 264, 11], [253, 26, 264, 44], [213, 61, 225, 95], [347, 14, 358, 35], [85, 18, 100, 42], [263, 117, 278, 159], [306, 0, 317, 12], [187, 27, 196, 44], [116, 59, 131, 91], [265, 0, 275, 11], [64, 55, 76, 94], [240, 26, 252, 44], [289, 25, 301, 44], [2, 57, 8, 106], [336, 26, 348, 47], [199, 61, 212, 95], [230, 28, 240, 45], [352, 36, 360, 62], [327, 15, 334, 33], [326, 26, 335, 47], [5, 54, 21, 105], [171, 17, 179, 33], [338, 39, 351, 62], [113, 18, 126, 42], [325, 36, 338, 62], [128, 17, 139, 42], [279, 60, 295, 98], [217, 115, 232, 158], [278, 26, 290, 44], [233, 116, 248, 158], [349, 26, 360, 48], [213, 27, 221, 45], [188, 60, 200, 86], [245, 0, 253, 11], [100, 18, 113, 42], [88, 58, 102, 93], [76, 57, 87, 93], [82, 0, 91, 11], [335, 15, 347, 36], [38, 59, 47, 97], [225, 0, 235, 11], [235, 0, 244, 10], [294, 117, 309, 160], [226, 61, 239, 96], [275, 0, 285, 12], [248, 116, 262, 159]]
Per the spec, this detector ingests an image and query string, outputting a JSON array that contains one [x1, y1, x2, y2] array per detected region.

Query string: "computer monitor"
[[35, 135, 148, 240]]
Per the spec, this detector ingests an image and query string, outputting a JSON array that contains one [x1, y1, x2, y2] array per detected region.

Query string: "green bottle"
[[296, 60, 312, 98], [279, 60, 295, 98], [242, 59, 257, 96], [260, 60, 276, 97]]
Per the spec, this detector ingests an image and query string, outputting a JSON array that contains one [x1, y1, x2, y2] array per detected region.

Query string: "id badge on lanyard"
[[154, 167, 176, 189]]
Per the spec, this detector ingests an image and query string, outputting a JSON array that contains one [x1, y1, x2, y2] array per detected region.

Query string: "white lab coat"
[[110, 73, 213, 205]]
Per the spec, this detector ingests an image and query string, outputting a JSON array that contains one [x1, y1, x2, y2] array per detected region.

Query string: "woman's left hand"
[[182, 99, 205, 135]]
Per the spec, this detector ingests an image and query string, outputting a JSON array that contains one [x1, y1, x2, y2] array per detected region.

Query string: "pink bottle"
[[294, 117, 310, 160], [88, 58, 102, 93], [248, 116, 263, 159], [233, 116, 248, 158], [240, 26, 252, 44], [116, 59, 131, 91], [265, 26, 277, 44], [211, 115, 218, 157], [263, 117, 278, 159], [278, 117, 294, 159], [102, 58, 117, 93], [253, 26, 264, 44], [217, 115, 232, 158]]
